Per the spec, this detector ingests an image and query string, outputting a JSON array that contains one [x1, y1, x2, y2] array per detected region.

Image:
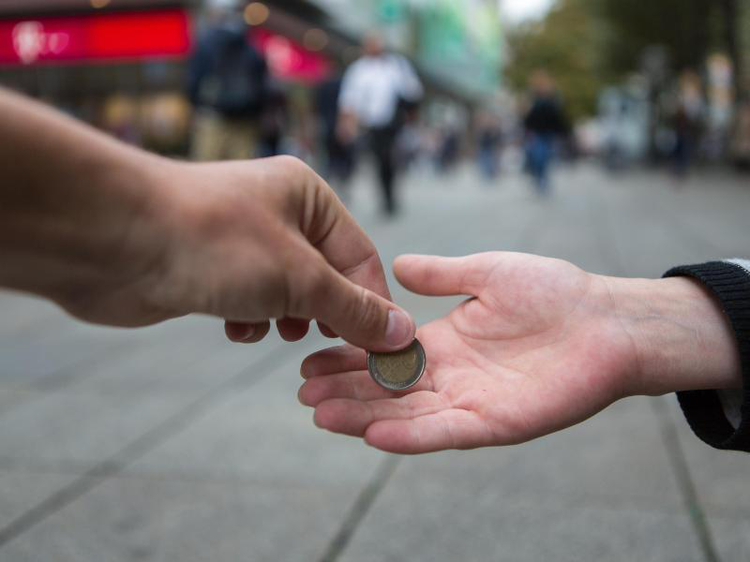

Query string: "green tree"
[[505, 0, 607, 120], [506, 0, 749, 120], [592, 0, 718, 75]]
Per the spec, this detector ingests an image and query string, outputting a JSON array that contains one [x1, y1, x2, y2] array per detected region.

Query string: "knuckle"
[[348, 286, 385, 334], [273, 154, 309, 175]]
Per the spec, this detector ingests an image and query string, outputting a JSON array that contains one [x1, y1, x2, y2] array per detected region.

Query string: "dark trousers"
[[526, 133, 554, 194], [324, 131, 355, 183], [369, 126, 398, 215]]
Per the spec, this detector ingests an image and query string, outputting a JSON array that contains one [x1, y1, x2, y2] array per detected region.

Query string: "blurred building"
[[311, 0, 502, 100], [0, 0, 197, 151], [0, 0, 503, 154]]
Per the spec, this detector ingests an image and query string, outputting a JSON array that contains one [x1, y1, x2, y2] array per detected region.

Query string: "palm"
[[299, 253, 635, 454]]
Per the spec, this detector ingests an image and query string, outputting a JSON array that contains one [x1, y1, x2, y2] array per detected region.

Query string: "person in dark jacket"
[[523, 70, 569, 194], [187, 6, 268, 161]]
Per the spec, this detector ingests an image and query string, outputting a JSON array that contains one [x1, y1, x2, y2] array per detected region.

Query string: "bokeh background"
[[0, 0, 749, 560]]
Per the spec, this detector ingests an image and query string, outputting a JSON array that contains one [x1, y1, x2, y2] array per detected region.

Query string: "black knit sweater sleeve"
[[663, 260, 750, 452]]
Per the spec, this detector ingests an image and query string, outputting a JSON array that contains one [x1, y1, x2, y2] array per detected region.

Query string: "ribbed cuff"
[[664, 261, 750, 452]]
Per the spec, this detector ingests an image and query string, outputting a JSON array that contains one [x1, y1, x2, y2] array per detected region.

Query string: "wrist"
[[603, 275, 741, 397], [0, 87, 185, 325], [44, 148, 180, 321], [92, 153, 188, 319]]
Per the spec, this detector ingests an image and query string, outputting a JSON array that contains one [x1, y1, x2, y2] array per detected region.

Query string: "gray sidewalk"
[[0, 163, 748, 561]]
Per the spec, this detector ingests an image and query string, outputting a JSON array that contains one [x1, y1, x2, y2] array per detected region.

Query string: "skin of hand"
[[0, 88, 415, 351], [299, 252, 742, 454]]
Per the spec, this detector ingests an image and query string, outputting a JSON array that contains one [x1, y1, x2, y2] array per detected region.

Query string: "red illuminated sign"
[[251, 28, 330, 83], [0, 9, 190, 65]]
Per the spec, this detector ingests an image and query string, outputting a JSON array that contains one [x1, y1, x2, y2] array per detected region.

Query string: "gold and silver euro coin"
[[367, 339, 426, 391]]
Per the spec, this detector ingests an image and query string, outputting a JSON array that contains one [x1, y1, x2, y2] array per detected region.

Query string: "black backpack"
[[203, 34, 266, 117]]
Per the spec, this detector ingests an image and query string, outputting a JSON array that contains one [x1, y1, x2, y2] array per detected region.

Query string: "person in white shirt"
[[337, 33, 423, 216]]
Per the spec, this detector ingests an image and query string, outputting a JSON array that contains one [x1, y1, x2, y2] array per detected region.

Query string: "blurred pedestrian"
[[476, 109, 503, 181], [671, 71, 704, 177], [258, 81, 288, 158], [187, 4, 268, 161], [316, 72, 356, 203], [523, 71, 569, 194], [436, 128, 461, 173], [730, 98, 750, 169], [338, 33, 423, 216]]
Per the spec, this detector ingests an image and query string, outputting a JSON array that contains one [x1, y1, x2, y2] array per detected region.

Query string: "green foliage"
[[505, 0, 741, 120], [505, 0, 606, 120], [591, 0, 721, 75]]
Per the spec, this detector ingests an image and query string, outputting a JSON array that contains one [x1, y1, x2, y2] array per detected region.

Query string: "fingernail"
[[240, 324, 256, 341], [385, 309, 413, 347]]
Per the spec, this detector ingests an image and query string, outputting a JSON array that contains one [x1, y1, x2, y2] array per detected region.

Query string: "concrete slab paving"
[[0, 164, 748, 561], [705, 516, 750, 562], [0, 470, 75, 530], [340, 474, 702, 562], [0, 389, 189, 472], [1, 476, 365, 562], [126, 344, 386, 486], [0, 389, 45, 417], [663, 395, 750, 518]]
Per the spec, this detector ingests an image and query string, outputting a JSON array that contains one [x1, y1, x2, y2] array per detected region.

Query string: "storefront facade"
[[0, 0, 337, 154]]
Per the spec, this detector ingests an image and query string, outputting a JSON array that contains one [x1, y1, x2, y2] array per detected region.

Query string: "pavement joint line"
[[0, 338, 316, 549], [0, 189, 546, 551], [317, 454, 401, 562], [585, 175, 721, 562], [650, 396, 721, 562], [0, 328, 226, 420], [0, 342, 138, 421]]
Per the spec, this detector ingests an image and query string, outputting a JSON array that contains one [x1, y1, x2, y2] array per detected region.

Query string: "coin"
[[367, 339, 426, 391]]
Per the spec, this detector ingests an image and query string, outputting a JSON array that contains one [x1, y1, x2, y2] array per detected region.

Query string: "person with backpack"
[[187, 6, 268, 161]]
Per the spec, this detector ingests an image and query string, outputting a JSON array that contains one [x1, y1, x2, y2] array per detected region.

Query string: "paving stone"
[[0, 321, 128, 390], [662, 394, 750, 517], [1, 475, 367, 562], [0, 390, 188, 471], [0, 165, 748, 561], [62, 319, 249, 397], [0, 389, 44, 417], [340, 480, 702, 562], [0, 291, 67, 339], [127, 349, 386, 486], [387, 397, 686, 512], [706, 516, 750, 562], [0, 469, 75, 530]]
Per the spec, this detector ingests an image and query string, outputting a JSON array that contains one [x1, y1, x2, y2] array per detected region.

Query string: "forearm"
[[604, 275, 742, 396], [0, 87, 171, 303]]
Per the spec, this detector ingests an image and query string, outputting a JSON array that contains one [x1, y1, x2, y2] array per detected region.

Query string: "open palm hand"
[[299, 252, 639, 454]]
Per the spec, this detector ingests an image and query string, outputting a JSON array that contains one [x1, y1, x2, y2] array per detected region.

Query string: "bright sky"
[[501, 0, 555, 23]]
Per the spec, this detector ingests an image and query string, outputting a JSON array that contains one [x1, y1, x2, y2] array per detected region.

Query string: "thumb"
[[293, 260, 415, 352], [394, 254, 486, 297]]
